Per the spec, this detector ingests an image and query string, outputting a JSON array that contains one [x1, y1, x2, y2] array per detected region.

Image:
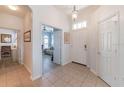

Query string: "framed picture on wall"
[[24, 30, 31, 42], [64, 32, 70, 44], [1, 34, 12, 43]]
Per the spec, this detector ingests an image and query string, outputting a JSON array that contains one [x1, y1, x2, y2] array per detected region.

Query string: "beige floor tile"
[[0, 74, 6, 87], [68, 80, 83, 87], [39, 78, 53, 87], [61, 75, 73, 83], [46, 75, 59, 84], [53, 79, 68, 87], [95, 78, 109, 87], [0, 58, 110, 87]]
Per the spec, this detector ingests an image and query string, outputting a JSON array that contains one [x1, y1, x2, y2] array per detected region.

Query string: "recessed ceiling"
[[55, 5, 88, 15], [0, 5, 31, 18]]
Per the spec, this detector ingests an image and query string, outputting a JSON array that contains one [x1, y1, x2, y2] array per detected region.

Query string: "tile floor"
[[42, 54, 59, 74], [0, 58, 110, 87]]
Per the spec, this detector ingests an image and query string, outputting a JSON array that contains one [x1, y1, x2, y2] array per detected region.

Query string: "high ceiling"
[[0, 5, 31, 18], [0, 5, 89, 18], [55, 5, 88, 15]]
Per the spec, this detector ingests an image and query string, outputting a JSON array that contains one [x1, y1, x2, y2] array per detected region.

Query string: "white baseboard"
[[24, 64, 31, 74], [61, 61, 71, 66], [90, 69, 98, 76], [23, 64, 42, 81], [31, 75, 42, 81], [86, 64, 90, 68]]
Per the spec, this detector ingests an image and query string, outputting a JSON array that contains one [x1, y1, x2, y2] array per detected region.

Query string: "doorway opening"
[[0, 28, 21, 69], [41, 24, 62, 74]]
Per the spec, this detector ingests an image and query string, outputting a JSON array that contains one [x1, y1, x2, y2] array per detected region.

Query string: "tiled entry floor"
[[42, 54, 59, 74], [0, 60, 109, 87]]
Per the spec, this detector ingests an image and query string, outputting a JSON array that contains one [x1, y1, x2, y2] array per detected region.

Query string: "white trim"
[[41, 24, 63, 75], [61, 62, 68, 66], [90, 68, 98, 76], [86, 63, 90, 68], [20, 61, 24, 65], [62, 61, 72, 66], [31, 75, 42, 81], [24, 64, 31, 74]]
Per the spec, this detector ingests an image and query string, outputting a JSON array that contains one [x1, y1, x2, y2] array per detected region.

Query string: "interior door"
[[70, 30, 87, 65], [53, 30, 61, 64], [99, 15, 119, 86]]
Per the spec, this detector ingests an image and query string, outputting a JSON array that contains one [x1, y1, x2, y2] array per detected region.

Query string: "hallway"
[[0, 59, 109, 87]]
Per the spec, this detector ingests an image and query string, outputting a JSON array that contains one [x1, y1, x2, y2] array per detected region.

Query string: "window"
[[72, 21, 87, 30], [43, 35, 49, 49], [51, 34, 54, 47]]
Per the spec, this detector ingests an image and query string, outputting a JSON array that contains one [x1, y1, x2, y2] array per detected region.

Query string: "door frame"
[[41, 24, 62, 75], [0, 27, 23, 64], [53, 28, 62, 65]]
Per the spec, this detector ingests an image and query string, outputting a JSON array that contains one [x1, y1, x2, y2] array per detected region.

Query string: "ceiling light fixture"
[[72, 5, 78, 21], [8, 5, 17, 11]]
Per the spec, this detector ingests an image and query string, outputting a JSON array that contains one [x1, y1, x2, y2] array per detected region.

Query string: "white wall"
[[78, 5, 124, 86], [118, 6, 124, 86], [71, 6, 99, 69], [24, 10, 32, 74], [0, 13, 24, 64], [77, 6, 119, 75], [29, 5, 71, 80], [89, 5, 120, 75], [0, 13, 23, 30]]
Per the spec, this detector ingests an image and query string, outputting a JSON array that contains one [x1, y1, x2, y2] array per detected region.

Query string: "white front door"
[[53, 31, 61, 64], [99, 14, 119, 86], [70, 30, 87, 65]]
